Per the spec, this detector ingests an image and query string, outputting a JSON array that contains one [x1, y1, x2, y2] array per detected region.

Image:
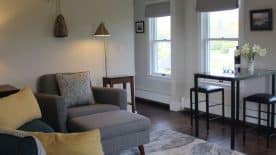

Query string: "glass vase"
[[248, 59, 255, 73]]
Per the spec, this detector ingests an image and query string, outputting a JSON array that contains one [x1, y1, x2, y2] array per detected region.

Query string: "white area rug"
[[120, 129, 245, 155]]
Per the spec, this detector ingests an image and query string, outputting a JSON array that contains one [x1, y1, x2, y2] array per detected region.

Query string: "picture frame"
[[250, 9, 273, 31], [135, 21, 145, 33]]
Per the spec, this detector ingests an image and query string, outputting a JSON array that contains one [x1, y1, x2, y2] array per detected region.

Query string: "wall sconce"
[[54, 0, 68, 38]]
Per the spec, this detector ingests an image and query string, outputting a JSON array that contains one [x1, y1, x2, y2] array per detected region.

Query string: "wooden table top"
[[0, 85, 18, 92]]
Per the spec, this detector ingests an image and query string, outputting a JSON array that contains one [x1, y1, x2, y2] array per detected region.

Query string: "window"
[[149, 16, 171, 77], [202, 9, 239, 74]]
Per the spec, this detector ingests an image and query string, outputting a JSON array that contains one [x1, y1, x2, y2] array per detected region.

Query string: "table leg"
[[103, 79, 108, 88], [231, 80, 236, 149], [236, 81, 240, 121], [130, 77, 136, 113], [272, 104, 275, 130], [272, 74, 275, 95], [123, 82, 127, 90], [272, 74, 275, 131], [110, 82, 114, 88], [194, 75, 199, 137]]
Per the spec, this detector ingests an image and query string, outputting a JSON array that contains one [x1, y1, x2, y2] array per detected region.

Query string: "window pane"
[[156, 16, 171, 40], [209, 9, 239, 38], [209, 40, 238, 74], [154, 42, 171, 75]]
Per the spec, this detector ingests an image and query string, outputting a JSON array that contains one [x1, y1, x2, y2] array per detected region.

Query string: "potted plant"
[[235, 43, 268, 73]]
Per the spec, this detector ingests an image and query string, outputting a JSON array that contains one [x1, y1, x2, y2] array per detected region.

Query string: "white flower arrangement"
[[235, 43, 268, 61]]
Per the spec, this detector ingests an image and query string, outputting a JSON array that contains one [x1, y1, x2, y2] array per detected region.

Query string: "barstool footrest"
[[208, 104, 223, 107], [245, 115, 268, 121], [244, 126, 259, 132], [191, 100, 207, 104], [191, 114, 223, 121], [246, 108, 275, 114], [209, 116, 223, 121], [191, 112, 207, 117]]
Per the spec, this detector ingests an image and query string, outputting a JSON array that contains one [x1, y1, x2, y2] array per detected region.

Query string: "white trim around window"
[[148, 16, 171, 79], [201, 9, 239, 73], [201, 9, 239, 85]]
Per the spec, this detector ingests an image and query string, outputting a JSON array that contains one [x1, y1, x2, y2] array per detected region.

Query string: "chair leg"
[[190, 89, 193, 127], [258, 104, 261, 136], [271, 104, 275, 148], [272, 104, 275, 130], [206, 93, 210, 132], [266, 104, 271, 148], [222, 90, 225, 124], [139, 145, 145, 155], [242, 99, 246, 144]]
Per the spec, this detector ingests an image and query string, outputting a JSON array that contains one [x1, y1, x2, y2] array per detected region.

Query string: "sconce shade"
[[94, 23, 110, 36], [54, 14, 68, 38]]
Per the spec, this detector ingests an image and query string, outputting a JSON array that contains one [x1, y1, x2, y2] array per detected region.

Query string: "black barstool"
[[243, 93, 276, 148], [190, 85, 225, 131]]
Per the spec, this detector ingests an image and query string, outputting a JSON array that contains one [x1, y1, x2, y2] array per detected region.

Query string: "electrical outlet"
[[180, 96, 187, 109]]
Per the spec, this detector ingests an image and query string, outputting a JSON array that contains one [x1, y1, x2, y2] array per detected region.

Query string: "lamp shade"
[[94, 22, 110, 36]]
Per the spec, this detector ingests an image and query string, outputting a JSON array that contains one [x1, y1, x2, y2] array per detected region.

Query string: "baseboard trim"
[[136, 97, 170, 109], [136, 89, 170, 105]]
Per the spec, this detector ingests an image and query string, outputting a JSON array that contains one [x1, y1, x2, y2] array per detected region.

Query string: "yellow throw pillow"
[[0, 87, 42, 129], [30, 129, 104, 155]]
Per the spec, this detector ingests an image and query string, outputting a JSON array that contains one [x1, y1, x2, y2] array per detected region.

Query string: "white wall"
[[134, 0, 171, 104], [244, 0, 276, 69], [134, 0, 276, 125], [0, 0, 135, 90], [169, 0, 276, 126], [170, 0, 201, 111]]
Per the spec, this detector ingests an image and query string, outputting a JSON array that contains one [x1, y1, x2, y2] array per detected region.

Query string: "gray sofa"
[[36, 74, 150, 155]]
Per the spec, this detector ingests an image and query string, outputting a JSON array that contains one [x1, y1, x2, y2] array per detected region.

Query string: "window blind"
[[196, 0, 239, 12], [145, 2, 170, 18]]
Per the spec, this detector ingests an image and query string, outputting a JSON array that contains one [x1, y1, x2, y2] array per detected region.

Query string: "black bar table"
[[194, 68, 276, 149]]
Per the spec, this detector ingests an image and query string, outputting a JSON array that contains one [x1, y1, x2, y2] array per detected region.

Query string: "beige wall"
[[0, 0, 135, 90]]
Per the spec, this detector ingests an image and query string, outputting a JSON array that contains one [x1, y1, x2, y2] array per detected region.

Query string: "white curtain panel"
[[196, 0, 239, 12]]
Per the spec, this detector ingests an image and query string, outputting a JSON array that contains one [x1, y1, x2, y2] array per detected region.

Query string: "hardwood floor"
[[136, 101, 276, 155]]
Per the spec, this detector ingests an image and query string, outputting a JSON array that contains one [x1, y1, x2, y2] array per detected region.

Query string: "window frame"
[[149, 16, 171, 79], [201, 10, 239, 73]]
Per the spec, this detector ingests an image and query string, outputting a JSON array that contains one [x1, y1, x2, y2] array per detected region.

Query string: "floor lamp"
[[94, 22, 110, 77]]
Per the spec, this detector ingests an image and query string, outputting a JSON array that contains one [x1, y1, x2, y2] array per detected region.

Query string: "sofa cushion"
[[0, 135, 38, 155], [18, 119, 54, 133], [68, 104, 120, 119], [30, 129, 104, 155], [68, 111, 151, 140], [0, 87, 42, 129], [56, 72, 95, 107], [0, 129, 46, 155]]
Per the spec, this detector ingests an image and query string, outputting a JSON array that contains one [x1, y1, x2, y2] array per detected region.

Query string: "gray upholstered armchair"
[[36, 74, 127, 132]]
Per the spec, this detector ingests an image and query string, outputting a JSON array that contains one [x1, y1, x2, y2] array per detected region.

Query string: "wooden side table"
[[103, 76, 136, 113], [0, 85, 19, 98]]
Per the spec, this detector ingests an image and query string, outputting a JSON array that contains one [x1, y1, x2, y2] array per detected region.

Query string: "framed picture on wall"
[[135, 21, 145, 33], [250, 9, 273, 31]]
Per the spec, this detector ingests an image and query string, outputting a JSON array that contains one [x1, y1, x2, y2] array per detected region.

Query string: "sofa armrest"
[[92, 87, 127, 110], [35, 93, 68, 132]]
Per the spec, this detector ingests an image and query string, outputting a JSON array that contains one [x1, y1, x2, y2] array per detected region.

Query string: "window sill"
[[148, 74, 171, 81]]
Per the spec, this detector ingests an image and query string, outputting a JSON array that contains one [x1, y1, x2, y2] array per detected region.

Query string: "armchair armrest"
[[92, 87, 127, 110], [35, 93, 68, 132]]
